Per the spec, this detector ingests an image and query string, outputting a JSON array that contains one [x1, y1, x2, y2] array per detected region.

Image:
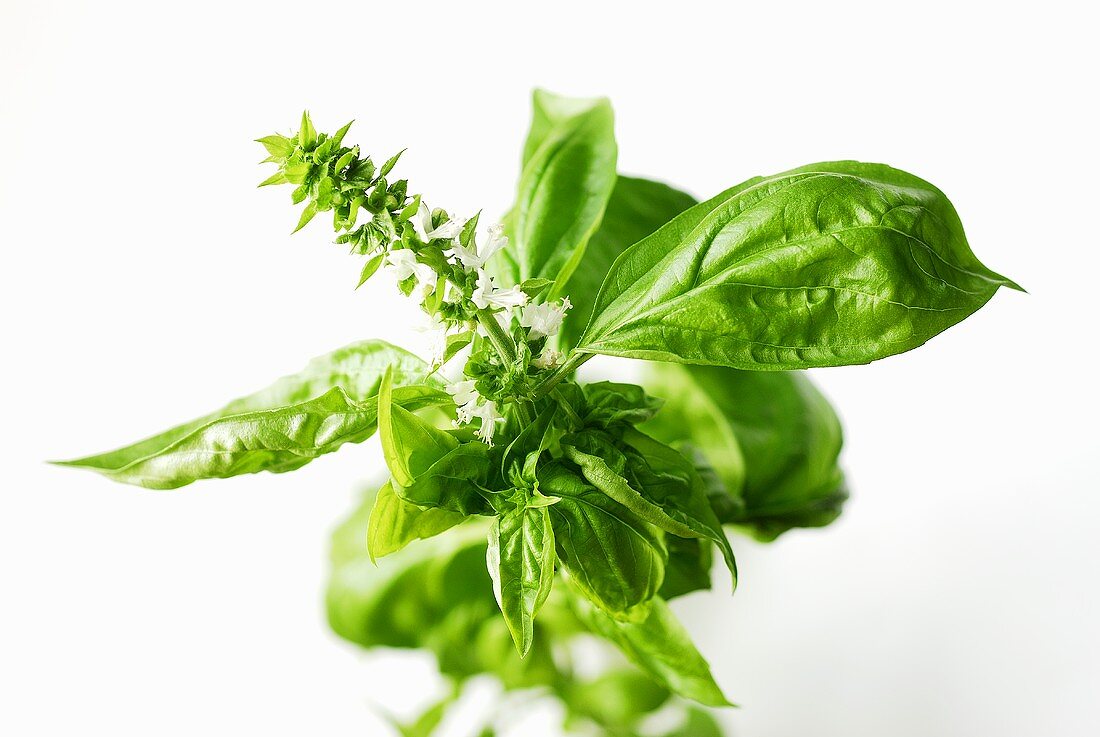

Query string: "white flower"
[[445, 381, 505, 443], [520, 297, 572, 339], [442, 280, 463, 304], [447, 222, 508, 272], [471, 269, 528, 311], [385, 248, 437, 301], [414, 201, 464, 242], [532, 348, 563, 369], [447, 379, 479, 409], [416, 313, 450, 366], [469, 399, 505, 444]]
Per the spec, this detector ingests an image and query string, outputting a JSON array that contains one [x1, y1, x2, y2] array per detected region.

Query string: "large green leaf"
[[559, 176, 697, 350], [56, 341, 447, 489], [572, 593, 732, 708], [644, 365, 846, 540], [502, 89, 617, 297], [578, 161, 1020, 369], [486, 504, 556, 656], [540, 461, 666, 620]]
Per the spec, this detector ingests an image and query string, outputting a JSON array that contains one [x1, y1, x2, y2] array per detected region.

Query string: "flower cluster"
[[260, 114, 573, 445]]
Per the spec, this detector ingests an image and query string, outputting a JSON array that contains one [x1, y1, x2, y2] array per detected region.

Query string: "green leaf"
[[519, 89, 609, 167], [563, 670, 670, 730], [559, 176, 697, 350], [659, 536, 713, 600], [379, 148, 406, 178], [582, 381, 664, 429], [395, 442, 492, 515], [505, 90, 617, 296], [486, 504, 556, 656], [292, 201, 317, 233], [378, 368, 459, 488], [644, 365, 846, 540], [327, 490, 570, 691], [55, 341, 447, 489], [327, 490, 491, 649], [500, 402, 559, 482], [662, 707, 725, 737], [257, 171, 288, 188], [562, 428, 736, 589], [387, 689, 458, 737], [256, 134, 294, 159], [540, 462, 665, 620], [283, 160, 312, 184], [578, 161, 1020, 369], [298, 110, 317, 150], [330, 119, 355, 148], [355, 253, 385, 288], [378, 371, 490, 513], [518, 277, 554, 299], [367, 480, 466, 561], [572, 592, 732, 707], [440, 331, 474, 366]]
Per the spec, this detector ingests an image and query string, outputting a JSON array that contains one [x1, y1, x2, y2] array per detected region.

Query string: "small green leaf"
[[487, 504, 556, 656], [292, 201, 318, 233], [394, 442, 492, 515], [379, 148, 406, 178], [562, 428, 736, 589], [501, 403, 558, 482], [283, 160, 312, 184], [334, 146, 357, 173], [298, 110, 317, 149], [355, 253, 385, 289], [367, 480, 466, 561], [330, 119, 355, 148], [256, 134, 294, 159], [518, 277, 553, 299], [257, 171, 287, 187], [440, 331, 474, 365], [582, 381, 663, 429], [378, 368, 459, 488], [506, 90, 617, 297], [541, 462, 665, 620]]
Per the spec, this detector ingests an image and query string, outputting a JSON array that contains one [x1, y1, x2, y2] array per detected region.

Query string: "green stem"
[[475, 307, 517, 363], [534, 351, 592, 397], [475, 307, 533, 425]]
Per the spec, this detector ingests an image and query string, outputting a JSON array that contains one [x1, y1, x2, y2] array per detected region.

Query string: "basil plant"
[[58, 90, 1018, 735]]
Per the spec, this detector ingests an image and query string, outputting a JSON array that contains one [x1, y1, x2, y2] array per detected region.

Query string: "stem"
[[475, 307, 533, 425], [534, 351, 592, 397], [475, 307, 517, 363]]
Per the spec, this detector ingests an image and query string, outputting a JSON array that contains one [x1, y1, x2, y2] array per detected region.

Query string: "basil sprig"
[[58, 89, 1019, 734]]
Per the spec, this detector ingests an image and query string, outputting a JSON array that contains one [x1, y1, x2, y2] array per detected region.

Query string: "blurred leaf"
[[573, 593, 731, 707]]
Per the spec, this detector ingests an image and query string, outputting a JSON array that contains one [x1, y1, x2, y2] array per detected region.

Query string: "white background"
[[2, 1, 1097, 735]]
